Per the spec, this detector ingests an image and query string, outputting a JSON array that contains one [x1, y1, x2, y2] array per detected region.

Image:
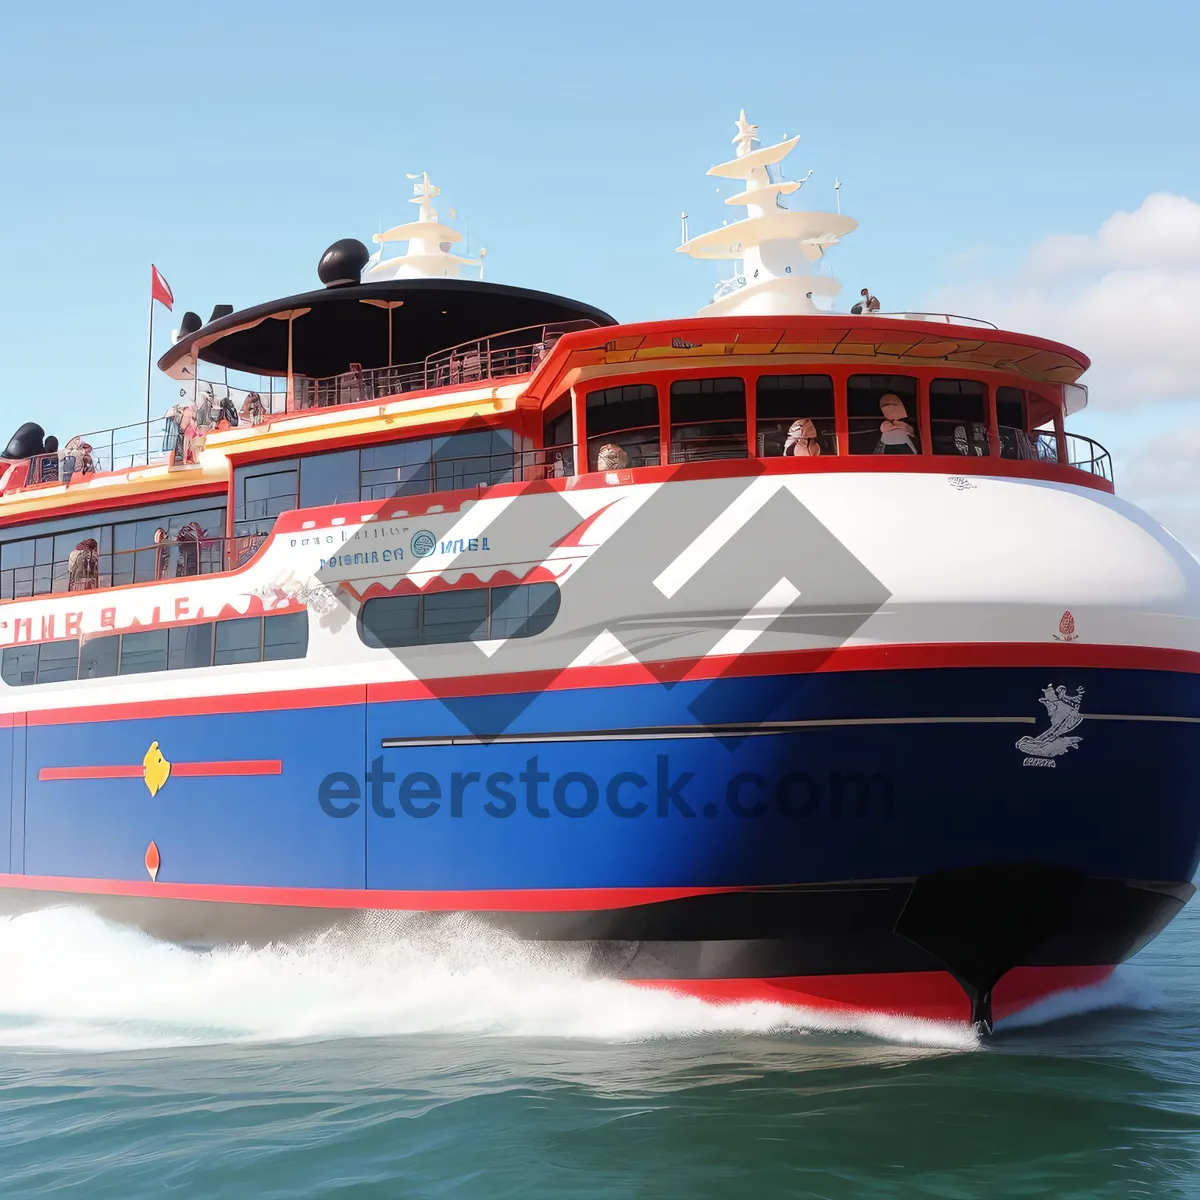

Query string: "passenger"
[[240, 392, 265, 425], [61, 436, 95, 484], [217, 393, 240, 428], [176, 522, 202, 577], [179, 405, 199, 465], [875, 394, 917, 454], [194, 387, 217, 433], [783, 418, 822, 457], [67, 538, 100, 591], [595, 443, 631, 470]]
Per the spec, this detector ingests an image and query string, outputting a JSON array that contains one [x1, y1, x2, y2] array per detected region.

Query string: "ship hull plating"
[[2, 661, 1197, 1025]]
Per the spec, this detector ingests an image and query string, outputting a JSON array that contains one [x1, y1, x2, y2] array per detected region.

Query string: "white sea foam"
[[0, 907, 980, 1053], [994, 966, 1159, 1032]]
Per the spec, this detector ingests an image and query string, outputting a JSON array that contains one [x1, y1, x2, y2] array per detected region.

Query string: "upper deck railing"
[[1, 320, 598, 493]]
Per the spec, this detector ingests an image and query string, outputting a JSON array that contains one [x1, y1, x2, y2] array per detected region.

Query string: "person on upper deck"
[[61, 436, 95, 484], [875, 394, 917, 454], [783, 419, 822, 457]]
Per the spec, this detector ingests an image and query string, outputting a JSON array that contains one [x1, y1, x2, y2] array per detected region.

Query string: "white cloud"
[[1119, 427, 1200, 560], [931, 193, 1200, 408]]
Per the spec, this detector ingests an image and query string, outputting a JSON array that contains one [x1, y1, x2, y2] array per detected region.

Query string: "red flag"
[[151, 265, 174, 311]]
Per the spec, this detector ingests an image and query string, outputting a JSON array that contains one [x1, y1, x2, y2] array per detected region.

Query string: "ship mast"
[[677, 111, 857, 316], [365, 171, 482, 281]]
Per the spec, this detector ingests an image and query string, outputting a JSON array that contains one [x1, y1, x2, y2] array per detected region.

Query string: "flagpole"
[[145, 281, 155, 465]]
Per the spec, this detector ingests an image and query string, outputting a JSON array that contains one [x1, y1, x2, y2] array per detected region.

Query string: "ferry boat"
[[1, 115, 1198, 1031]]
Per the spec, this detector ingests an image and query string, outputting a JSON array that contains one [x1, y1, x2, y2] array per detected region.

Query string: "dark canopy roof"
[[158, 278, 616, 379]]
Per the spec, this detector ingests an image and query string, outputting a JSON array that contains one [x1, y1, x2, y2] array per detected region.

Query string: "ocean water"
[[0, 902, 1197, 1198]]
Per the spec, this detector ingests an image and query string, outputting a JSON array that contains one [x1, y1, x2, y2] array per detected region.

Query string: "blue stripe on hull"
[[6, 665, 1200, 892]]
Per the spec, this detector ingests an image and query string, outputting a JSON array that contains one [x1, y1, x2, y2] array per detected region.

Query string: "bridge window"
[[585, 384, 660, 470], [847, 375, 921, 455], [930, 379, 989, 457], [359, 581, 561, 649], [996, 387, 1036, 460], [670, 377, 747, 463], [0, 612, 307, 687], [756, 374, 836, 456]]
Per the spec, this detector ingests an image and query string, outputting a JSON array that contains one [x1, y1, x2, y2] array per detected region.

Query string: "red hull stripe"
[[38, 760, 282, 782], [10, 641, 1200, 728], [632, 964, 1116, 1023], [0, 873, 745, 912]]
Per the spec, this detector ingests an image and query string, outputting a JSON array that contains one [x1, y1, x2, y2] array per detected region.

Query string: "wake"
[[0, 907, 1151, 1053]]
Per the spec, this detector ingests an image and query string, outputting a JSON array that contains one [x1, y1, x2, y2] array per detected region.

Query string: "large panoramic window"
[[359, 582, 560, 650], [756, 374, 837, 457], [669, 377, 747, 463], [585, 384, 660, 470], [847, 375, 921, 456], [929, 379, 989, 457]]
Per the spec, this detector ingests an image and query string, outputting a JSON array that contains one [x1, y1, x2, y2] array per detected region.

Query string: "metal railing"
[[293, 320, 599, 412], [873, 311, 999, 329]]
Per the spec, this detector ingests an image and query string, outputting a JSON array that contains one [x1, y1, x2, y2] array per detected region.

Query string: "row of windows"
[[0, 613, 308, 687], [577, 374, 1042, 468], [359, 582, 560, 649], [0, 501, 227, 601], [234, 430, 516, 537]]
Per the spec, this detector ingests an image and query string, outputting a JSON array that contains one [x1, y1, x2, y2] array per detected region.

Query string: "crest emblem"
[[1017, 684, 1085, 766], [1054, 610, 1078, 642], [143, 741, 172, 796]]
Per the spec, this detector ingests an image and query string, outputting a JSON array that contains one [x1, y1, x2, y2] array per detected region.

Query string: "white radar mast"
[[365, 171, 482, 281], [677, 111, 857, 316]]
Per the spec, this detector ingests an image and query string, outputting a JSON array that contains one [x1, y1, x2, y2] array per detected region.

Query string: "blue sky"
[[1, 0, 1196, 547]]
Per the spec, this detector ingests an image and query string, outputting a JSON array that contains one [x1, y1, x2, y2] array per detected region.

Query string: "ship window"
[[669, 377, 747, 463], [214, 617, 262, 666], [930, 379, 989, 457], [542, 395, 574, 477], [299, 449, 360, 509], [421, 589, 490, 644], [1, 644, 38, 686], [263, 612, 309, 661], [359, 581, 561, 650], [996, 387, 1032, 460], [847, 375, 921, 455], [361, 440, 432, 501], [168, 622, 214, 671], [585, 384, 660, 469], [119, 629, 168, 675], [80, 635, 119, 680], [434, 429, 515, 492], [756, 374, 836, 456], [235, 460, 299, 537], [489, 583, 560, 640], [36, 639, 80, 684]]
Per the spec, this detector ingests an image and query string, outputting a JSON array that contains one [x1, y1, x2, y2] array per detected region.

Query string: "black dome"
[[318, 239, 370, 288]]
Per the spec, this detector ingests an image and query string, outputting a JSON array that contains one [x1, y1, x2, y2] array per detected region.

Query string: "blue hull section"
[[5, 665, 1200, 891]]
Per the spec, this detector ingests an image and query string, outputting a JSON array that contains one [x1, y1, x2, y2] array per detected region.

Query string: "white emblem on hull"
[[1017, 684, 1085, 767]]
